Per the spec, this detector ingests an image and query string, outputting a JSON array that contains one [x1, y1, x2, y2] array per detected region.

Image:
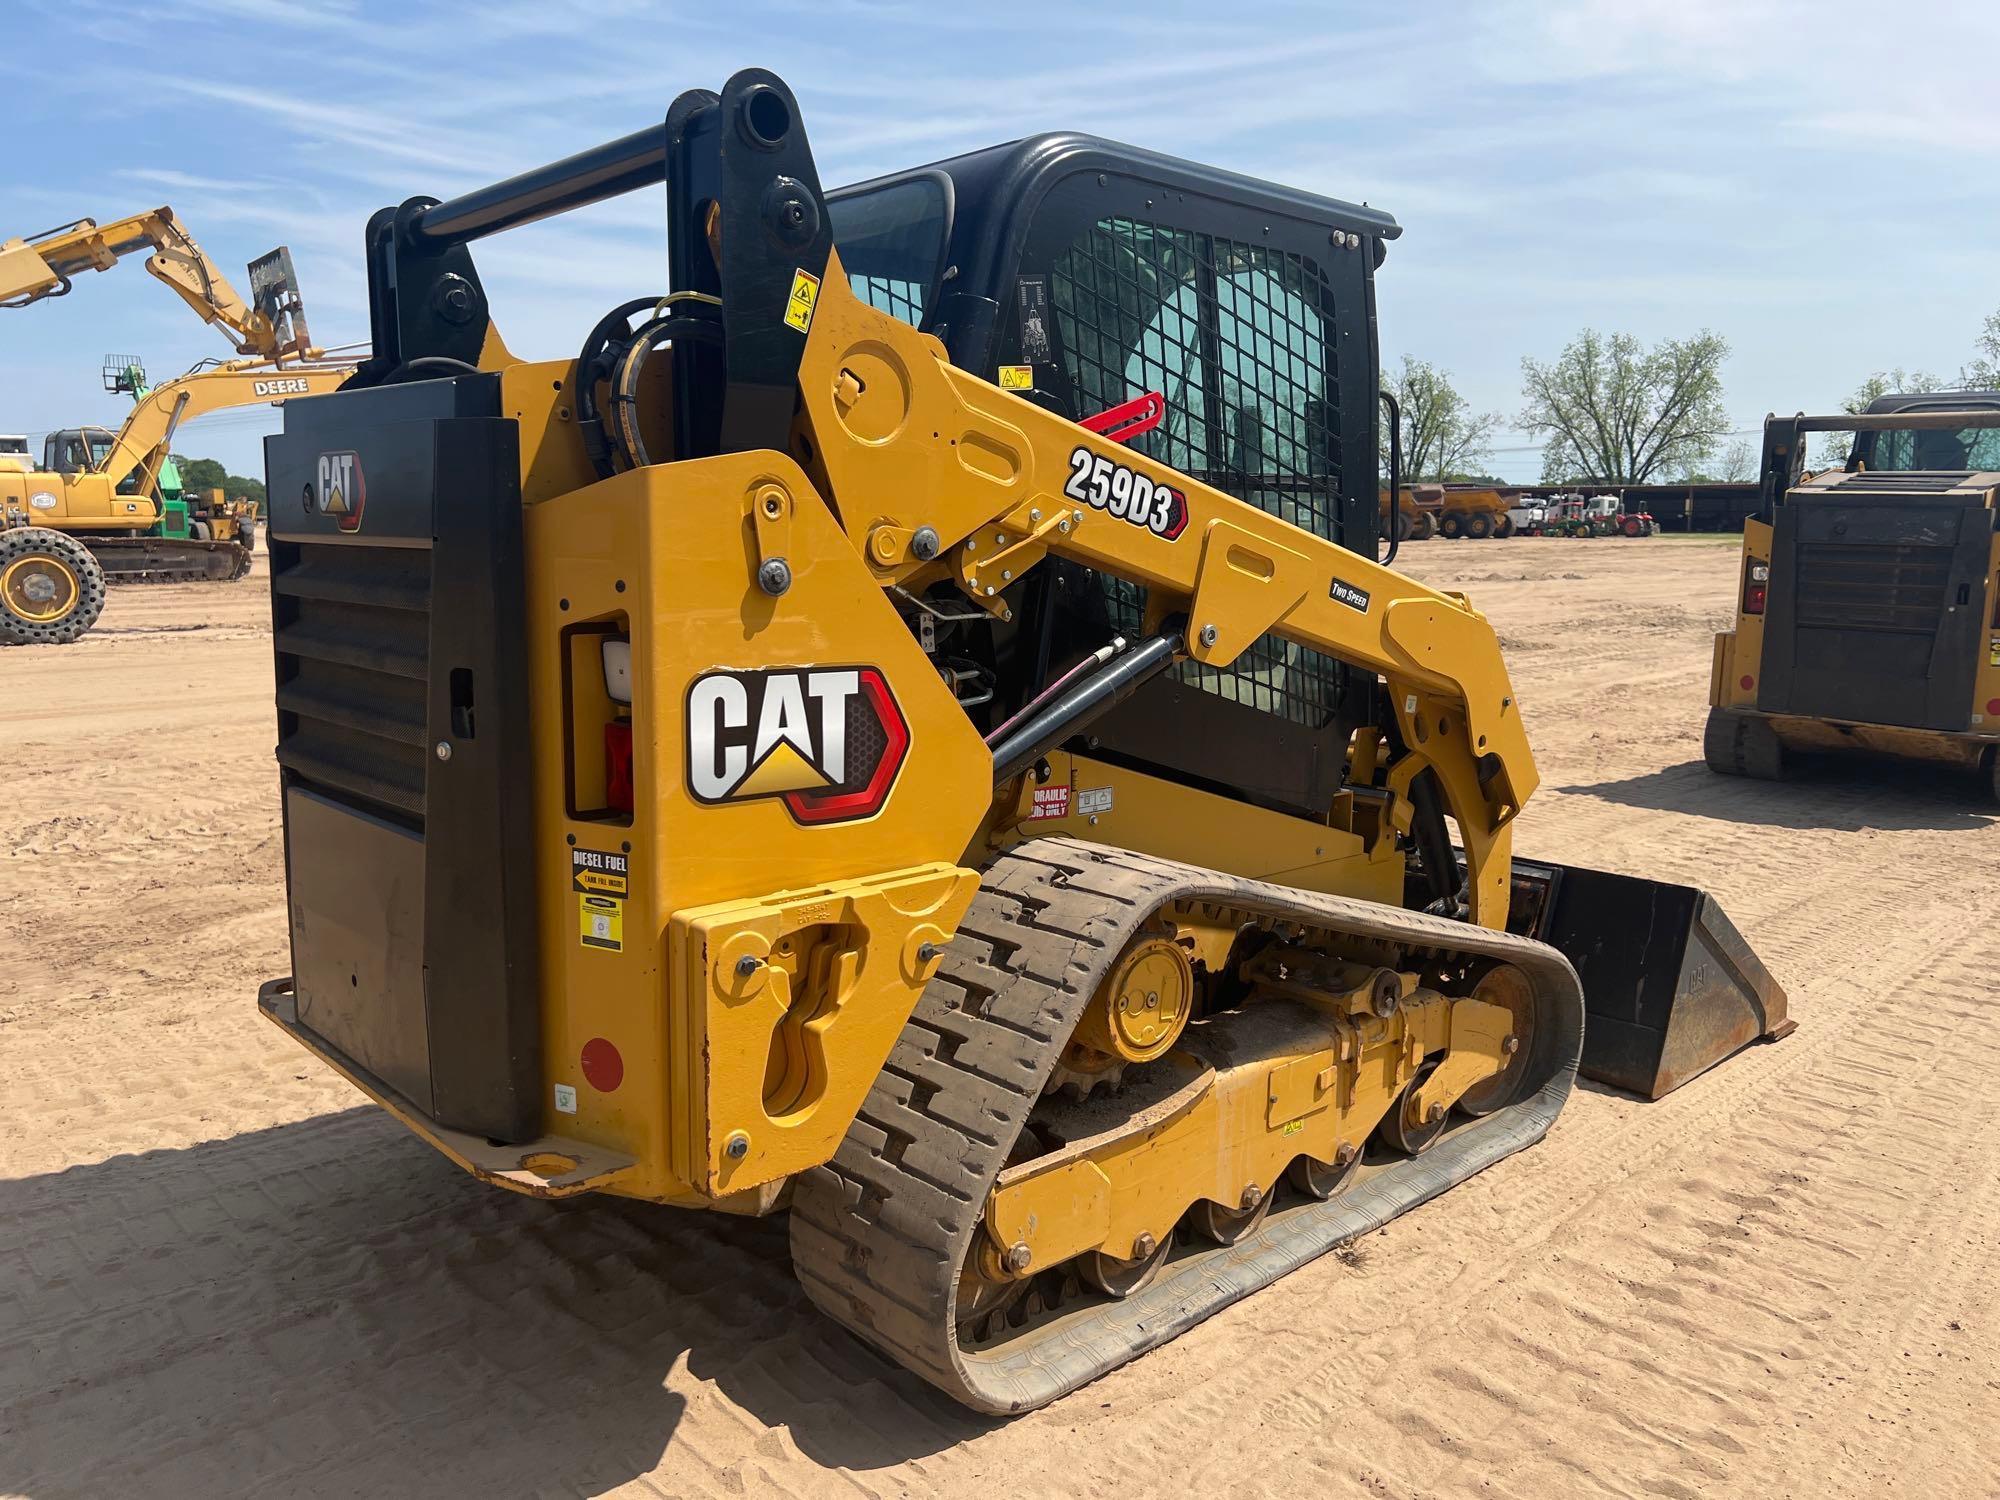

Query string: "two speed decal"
[[1062, 447, 1189, 540]]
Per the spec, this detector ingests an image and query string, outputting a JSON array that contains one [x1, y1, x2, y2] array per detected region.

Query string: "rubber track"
[[789, 836, 1584, 1414]]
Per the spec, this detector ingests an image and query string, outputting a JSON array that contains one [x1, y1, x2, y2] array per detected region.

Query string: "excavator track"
[[790, 837, 1584, 1414], [90, 537, 253, 585]]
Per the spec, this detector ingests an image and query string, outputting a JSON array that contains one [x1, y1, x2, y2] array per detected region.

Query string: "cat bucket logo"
[[312, 450, 365, 533], [686, 666, 909, 825]]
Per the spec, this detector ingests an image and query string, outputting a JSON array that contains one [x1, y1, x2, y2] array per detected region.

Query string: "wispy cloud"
[[5, 0, 1996, 480]]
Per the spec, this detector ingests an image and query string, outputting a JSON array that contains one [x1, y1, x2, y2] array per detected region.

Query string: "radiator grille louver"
[[1793, 541, 1951, 634], [273, 542, 431, 826], [1840, 472, 1978, 494]]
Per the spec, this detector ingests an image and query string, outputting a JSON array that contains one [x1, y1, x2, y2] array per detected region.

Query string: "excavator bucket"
[[246, 246, 311, 358], [1508, 858, 1793, 1099]]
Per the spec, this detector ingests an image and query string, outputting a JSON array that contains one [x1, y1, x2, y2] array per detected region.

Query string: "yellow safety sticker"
[[1281, 1118, 1306, 1136], [784, 268, 821, 333], [580, 893, 623, 952], [998, 364, 1035, 391]]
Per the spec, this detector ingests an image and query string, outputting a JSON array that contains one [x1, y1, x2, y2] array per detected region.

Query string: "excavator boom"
[[0, 208, 312, 360]]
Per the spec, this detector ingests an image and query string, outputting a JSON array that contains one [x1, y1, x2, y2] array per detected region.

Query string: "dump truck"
[[1380, 483, 1440, 541], [1434, 484, 1519, 538], [1707, 395, 2000, 799], [255, 71, 1790, 1414]]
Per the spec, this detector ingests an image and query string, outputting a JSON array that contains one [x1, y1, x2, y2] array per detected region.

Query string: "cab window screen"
[[1051, 214, 1342, 727], [828, 177, 949, 328], [1871, 424, 2000, 471]]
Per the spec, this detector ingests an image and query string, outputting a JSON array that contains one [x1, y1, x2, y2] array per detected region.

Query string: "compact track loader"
[[257, 71, 1788, 1413], [1709, 397, 2000, 799]]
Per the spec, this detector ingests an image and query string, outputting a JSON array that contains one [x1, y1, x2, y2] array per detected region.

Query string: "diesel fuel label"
[[571, 847, 630, 897]]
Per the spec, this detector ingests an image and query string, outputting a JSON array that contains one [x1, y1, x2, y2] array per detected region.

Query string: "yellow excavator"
[[253, 72, 1791, 1413], [0, 355, 356, 642], [0, 207, 357, 643]]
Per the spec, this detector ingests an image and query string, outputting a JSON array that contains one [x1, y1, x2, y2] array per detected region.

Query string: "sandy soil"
[[3, 538, 1997, 1499]]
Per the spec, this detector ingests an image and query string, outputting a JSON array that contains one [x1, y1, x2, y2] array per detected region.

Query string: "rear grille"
[[1052, 214, 1344, 728], [273, 542, 431, 824], [1843, 473, 1977, 493], [1794, 542, 1950, 633]]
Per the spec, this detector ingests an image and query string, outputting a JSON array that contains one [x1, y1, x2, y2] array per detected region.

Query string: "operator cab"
[[1847, 390, 2000, 473], [828, 138, 1399, 818], [43, 427, 115, 475]]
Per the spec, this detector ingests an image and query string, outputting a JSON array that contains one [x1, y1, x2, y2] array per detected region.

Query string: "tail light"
[[1744, 561, 1769, 616], [605, 721, 634, 814], [602, 637, 634, 814]]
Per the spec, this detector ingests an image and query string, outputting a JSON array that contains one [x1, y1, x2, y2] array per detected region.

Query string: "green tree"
[[170, 456, 265, 506], [1962, 309, 2000, 388], [1815, 368, 1945, 465], [1519, 329, 1731, 484], [1379, 356, 1500, 483], [176, 456, 229, 493], [1677, 438, 1756, 484]]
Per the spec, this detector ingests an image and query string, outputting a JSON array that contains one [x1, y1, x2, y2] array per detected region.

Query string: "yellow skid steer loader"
[[255, 70, 1789, 1413]]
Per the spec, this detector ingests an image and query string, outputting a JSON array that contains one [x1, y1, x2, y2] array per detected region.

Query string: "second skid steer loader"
[[254, 70, 1789, 1413]]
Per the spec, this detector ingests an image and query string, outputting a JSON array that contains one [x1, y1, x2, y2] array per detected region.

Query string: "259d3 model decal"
[[1062, 447, 1189, 540]]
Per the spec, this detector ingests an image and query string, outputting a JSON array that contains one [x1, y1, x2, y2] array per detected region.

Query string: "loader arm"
[[794, 253, 1533, 929], [0, 208, 312, 360]]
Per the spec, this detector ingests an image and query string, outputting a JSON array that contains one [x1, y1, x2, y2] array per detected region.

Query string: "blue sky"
[[5, 0, 1997, 481]]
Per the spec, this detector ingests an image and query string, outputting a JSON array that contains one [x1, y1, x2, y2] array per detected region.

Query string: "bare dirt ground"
[[3, 538, 1997, 1499]]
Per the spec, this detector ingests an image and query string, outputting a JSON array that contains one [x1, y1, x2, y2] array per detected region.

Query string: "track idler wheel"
[[1079, 1229, 1174, 1298], [1456, 963, 1535, 1117]]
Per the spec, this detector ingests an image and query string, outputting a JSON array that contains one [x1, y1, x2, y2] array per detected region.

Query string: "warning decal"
[[784, 268, 822, 333], [1028, 784, 1071, 820], [998, 364, 1035, 391], [1017, 277, 1051, 362], [579, 894, 624, 952]]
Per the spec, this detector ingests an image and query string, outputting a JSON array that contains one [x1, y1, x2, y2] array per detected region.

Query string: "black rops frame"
[[348, 69, 834, 465], [1757, 402, 2000, 519]]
